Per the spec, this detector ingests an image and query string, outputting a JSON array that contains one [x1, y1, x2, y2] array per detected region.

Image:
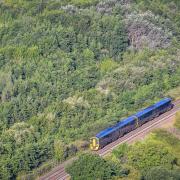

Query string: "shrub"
[[66, 153, 128, 180], [144, 166, 180, 180]]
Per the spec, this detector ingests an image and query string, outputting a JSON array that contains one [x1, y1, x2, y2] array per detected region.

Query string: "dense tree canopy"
[[0, 0, 180, 179], [66, 153, 128, 180]]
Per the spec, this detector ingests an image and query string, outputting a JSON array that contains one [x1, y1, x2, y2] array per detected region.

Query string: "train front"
[[90, 137, 100, 150]]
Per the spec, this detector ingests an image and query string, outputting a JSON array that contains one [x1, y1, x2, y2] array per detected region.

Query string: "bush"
[[54, 140, 66, 162], [112, 143, 129, 163], [99, 58, 119, 75], [66, 153, 128, 180], [144, 166, 180, 180], [128, 141, 176, 173]]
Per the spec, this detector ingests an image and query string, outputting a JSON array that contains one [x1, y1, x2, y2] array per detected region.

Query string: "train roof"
[[113, 116, 135, 131], [134, 105, 156, 118], [96, 116, 135, 138], [95, 98, 172, 139], [154, 97, 172, 107]]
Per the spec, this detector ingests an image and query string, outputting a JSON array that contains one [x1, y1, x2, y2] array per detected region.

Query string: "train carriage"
[[90, 116, 137, 150], [90, 98, 173, 151]]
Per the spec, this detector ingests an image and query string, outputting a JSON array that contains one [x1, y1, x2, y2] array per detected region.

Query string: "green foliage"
[[66, 153, 128, 180], [144, 166, 180, 180], [1, 122, 39, 148], [112, 130, 180, 179], [71, 0, 99, 7], [112, 143, 129, 163], [174, 112, 180, 130], [128, 141, 176, 173], [152, 130, 180, 166], [0, 139, 53, 179], [99, 58, 119, 74], [167, 86, 180, 100], [134, 0, 180, 40], [0, 0, 179, 178], [54, 140, 66, 162]]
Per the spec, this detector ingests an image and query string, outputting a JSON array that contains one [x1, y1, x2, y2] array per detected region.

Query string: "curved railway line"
[[39, 100, 180, 180]]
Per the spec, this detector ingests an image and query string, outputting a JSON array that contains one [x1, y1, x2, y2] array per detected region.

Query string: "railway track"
[[39, 100, 180, 180]]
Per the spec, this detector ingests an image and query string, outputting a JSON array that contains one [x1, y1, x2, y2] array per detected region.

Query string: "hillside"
[[0, 0, 180, 179], [66, 129, 180, 180]]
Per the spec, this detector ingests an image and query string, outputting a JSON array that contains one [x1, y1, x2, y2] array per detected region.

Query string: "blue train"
[[90, 98, 173, 150]]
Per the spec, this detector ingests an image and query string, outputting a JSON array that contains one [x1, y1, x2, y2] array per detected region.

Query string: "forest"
[[0, 0, 180, 179]]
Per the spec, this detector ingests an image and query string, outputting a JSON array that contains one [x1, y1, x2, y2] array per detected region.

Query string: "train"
[[90, 98, 173, 150]]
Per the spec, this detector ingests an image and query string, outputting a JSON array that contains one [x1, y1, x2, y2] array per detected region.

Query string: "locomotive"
[[90, 98, 173, 150]]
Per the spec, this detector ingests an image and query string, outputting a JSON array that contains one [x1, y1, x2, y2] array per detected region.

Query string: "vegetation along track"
[[40, 100, 180, 180]]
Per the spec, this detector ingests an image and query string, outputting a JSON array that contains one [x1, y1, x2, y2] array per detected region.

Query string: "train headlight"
[[90, 137, 99, 150]]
